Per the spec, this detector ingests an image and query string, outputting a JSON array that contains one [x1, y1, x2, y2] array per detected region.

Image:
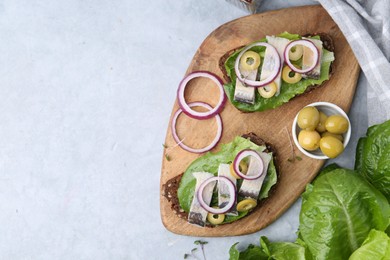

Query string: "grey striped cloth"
[[317, 0, 390, 125]]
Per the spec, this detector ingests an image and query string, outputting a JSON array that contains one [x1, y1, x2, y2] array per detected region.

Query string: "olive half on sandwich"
[[163, 133, 278, 227], [220, 32, 335, 112]]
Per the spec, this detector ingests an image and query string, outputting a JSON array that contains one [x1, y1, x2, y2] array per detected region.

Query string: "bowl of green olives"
[[292, 102, 351, 159]]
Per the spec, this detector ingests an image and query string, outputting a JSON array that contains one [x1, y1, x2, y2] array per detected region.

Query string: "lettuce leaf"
[[260, 236, 311, 260], [259, 158, 277, 200], [223, 32, 334, 112], [349, 229, 390, 260], [229, 243, 268, 260], [355, 119, 390, 200], [318, 163, 341, 175], [299, 169, 390, 259], [177, 136, 277, 224], [229, 237, 311, 260]]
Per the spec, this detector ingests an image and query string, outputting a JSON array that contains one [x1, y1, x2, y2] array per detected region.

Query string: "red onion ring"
[[234, 42, 281, 88], [233, 149, 264, 180], [176, 71, 226, 120], [197, 176, 236, 214], [284, 39, 319, 74], [171, 101, 222, 154]]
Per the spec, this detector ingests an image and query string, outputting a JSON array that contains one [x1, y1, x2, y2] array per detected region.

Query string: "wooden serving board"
[[160, 5, 360, 236]]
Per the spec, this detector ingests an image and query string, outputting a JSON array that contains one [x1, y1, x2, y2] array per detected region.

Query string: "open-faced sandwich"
[[163, 133, 278, 227], [220, 32, 335, 112]]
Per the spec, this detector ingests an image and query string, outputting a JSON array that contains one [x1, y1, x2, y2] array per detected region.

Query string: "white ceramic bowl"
[[292, 102, 351, 160]]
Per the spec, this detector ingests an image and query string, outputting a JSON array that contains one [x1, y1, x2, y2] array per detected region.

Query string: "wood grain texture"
[[160, 5, 360, 237]]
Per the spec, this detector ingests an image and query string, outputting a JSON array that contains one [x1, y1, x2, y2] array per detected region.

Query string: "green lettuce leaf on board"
[[349, 229, 390, 260], [355, 119, 390, 200], [299, 168, 390, 260], [177, 136, 277, 224], [223, 32, 335, 112]]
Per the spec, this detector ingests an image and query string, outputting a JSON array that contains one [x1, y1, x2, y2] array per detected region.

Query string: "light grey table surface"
[[0, 0, 368, 259]]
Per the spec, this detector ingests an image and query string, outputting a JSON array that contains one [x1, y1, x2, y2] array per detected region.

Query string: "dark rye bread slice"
[[162, 133, 279, 223], [218, 33, 335, 93]]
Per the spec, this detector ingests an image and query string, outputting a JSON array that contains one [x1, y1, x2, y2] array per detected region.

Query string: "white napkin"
[[317, 0, 390, 125]]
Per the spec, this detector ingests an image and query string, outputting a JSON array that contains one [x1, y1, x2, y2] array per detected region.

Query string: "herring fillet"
[[238, 152, 272, 200], [188, 172, 215, 227], [265, 36, 290, 96], [217, 164, 238, 216], [234, 67, 257, 104], [302, 37, 323, 79]]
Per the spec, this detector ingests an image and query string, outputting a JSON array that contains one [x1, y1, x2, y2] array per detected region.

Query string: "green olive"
[[229, 164, 240, 179], [297, 106, 320, 130], [320, 136, 344, 158], [240, 159, 249, 173], [325, 115, 349, 134], [237, 199, 257, 212], [321, 131, 344, 142], [289, 45, 303, 61], [282, 65, 302, 84], [316, 111, 328, 133], [298, 130, 321, 151], [229, 159, 249, 179], [240, 51, 261, 71], [207, 208, 225, 225], [258, 82, 277, 98]]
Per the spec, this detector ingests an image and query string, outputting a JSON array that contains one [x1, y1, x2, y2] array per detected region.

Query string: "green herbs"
[[281, 126, 302, 163], [287, 156, 302, 163], [194, 240, 208, 245], [184, 249, 196, 259], [184, 240, 208, 260], [163, 143, 171, 161], [163, 139, 188, 162]]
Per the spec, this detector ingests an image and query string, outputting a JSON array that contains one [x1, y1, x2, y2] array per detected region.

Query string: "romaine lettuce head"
[[177, 136, 277, 224], [299, 168, 390, 259], [223, 32, 335, 112], [355, 119, 390, 200]]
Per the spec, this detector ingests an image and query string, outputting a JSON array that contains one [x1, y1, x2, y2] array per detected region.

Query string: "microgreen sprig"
[[184, 240, 208, 260]]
